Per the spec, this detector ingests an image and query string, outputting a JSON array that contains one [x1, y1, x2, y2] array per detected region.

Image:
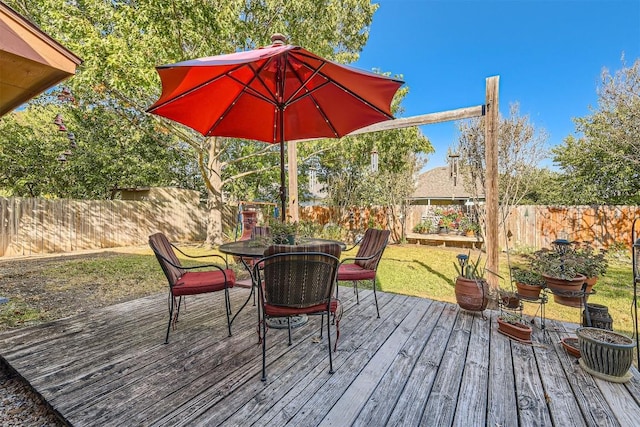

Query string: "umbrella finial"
[[271, 33, 288, 46]]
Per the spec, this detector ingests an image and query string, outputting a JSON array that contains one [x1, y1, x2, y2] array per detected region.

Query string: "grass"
[[0, 243, 636, 337]]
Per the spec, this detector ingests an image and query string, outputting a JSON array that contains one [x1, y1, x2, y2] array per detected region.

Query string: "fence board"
[[1, 199, 639, 257]]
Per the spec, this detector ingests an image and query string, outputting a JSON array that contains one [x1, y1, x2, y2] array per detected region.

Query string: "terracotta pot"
[[577, 327, 636, 382], [561, 337, 580, 357], [583, 276, 597, 302], [497, 317, 532, 343], [515, 282, 542, 300], [543, 274, 586, 307], [455, 276, 488, 311]]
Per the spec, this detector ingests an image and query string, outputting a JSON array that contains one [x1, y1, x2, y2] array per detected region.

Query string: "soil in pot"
[[455, 276, 488, 311], [497, 317, 532, 343]]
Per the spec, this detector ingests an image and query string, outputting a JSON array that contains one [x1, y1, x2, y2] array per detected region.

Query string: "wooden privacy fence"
[[502, 205, 640, 251], [406, 205, 640, 250], [2, 197, 639, 257], [0, 197, 207, 257]]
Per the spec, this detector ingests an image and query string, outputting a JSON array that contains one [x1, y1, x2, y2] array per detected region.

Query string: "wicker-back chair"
[[255, 242, 342, 381]]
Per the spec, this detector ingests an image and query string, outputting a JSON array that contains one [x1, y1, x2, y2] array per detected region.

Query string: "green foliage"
[[2, 0, 379, 206], [454, 252, 486, 279], [551, 58, 640, 204], [575, 242, 609, 277], [511, 267, 545, 286], [412, 220, 434, 234]]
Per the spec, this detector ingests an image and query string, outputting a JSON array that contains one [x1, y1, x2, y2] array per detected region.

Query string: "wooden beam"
[[347, 105, 485, 136], [484, 76, 500, 292]]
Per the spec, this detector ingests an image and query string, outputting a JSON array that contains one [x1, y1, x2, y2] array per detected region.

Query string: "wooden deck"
[[1, 287, 639, 426]]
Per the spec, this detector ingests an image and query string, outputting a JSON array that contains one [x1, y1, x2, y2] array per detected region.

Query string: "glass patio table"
[[219, 238, 346, 329]]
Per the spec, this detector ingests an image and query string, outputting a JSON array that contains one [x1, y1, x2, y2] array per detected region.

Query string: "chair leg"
[[353, 281, 360, 304], [165, 294, 175, 344], [287, 317, 292, 345], [225, 288, 232, 337], [261, 315, 267, 382], [372, 278, 380, 318], [326, 309, 334, 374]]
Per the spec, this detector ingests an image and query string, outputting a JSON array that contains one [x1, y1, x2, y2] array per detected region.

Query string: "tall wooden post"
[[287, 140, 299, 222], [485, 76, 500, 291]]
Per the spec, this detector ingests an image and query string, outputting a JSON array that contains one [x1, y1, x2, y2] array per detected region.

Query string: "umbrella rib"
[[147, 63, 249, 112], [205, 60, 280, 137], [288, 50, 399, 120]]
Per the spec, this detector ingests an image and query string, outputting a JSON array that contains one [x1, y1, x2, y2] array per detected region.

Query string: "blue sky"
[[353, 0, 640, 169]]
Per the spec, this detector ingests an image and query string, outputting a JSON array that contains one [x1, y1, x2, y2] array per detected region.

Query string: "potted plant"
[[268, 219, 298, 245], [575, 242, 608, 294], [511, 267, 545, 300], [531, 248, 586, 306], [460, 217, 480, 237], [577, 327, 636, 383], [497, 312, 532, 343], [454, 252, 488, 312], [412, 220, 433, 234]]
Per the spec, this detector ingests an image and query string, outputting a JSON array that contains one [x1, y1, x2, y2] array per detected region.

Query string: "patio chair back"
[[149, 233, 185, 285], [262, 243, 341, 309], [354, 228, 391, 271]]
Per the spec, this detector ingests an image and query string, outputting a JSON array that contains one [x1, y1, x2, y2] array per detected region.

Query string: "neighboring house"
[[411, 166, 484, 206]]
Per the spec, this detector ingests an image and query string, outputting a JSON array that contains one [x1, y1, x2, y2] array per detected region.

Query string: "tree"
[[4, 0, 379, 244], [318, 86, 433, 241], [552, 57, 640, 204], [454, 102, 548, 236]]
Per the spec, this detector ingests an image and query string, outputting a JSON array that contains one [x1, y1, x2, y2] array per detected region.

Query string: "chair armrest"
[[344, 235, 364, 252], [170, 243, 229, 268], [339, 246, 386, 265], [153, 249, 228, 274]]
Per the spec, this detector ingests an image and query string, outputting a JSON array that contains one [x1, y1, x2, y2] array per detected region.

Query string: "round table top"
[[219, 238, 346, 258]]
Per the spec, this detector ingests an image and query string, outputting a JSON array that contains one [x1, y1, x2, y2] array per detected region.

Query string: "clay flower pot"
[[455, 276, 488, 311], [561, 337, 580, 357], [515, 282, 543, 300], [497, 317, 532, 343], [543, 274, 586, 307]]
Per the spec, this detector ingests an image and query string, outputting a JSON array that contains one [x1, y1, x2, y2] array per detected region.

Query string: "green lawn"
[[374, 244, 637, 336], [1, 242, 636, 337]]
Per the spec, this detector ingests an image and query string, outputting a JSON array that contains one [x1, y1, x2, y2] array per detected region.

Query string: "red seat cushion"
[[265, 299, 339, 317], [337, 263, 376, 281], [173, 269, 236, 296]]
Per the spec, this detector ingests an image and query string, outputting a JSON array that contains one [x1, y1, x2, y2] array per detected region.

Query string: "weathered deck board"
[[1, 287, 639, 427]]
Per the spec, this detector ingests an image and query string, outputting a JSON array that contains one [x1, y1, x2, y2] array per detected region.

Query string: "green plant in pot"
[[531, 248, 586, 307], [268, 219, 298, 245], [497, 312, 532, 343], [454, 253, 488, 312], [575, 242, 608, 293], [511, 267, 546, 300]]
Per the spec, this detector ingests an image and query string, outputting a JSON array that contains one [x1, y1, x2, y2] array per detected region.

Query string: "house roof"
[[412, 166, 484, 201], [0, 2, 82, 116]]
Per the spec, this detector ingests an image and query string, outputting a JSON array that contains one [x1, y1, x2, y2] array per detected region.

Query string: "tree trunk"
[[205, 138, 224, 247]]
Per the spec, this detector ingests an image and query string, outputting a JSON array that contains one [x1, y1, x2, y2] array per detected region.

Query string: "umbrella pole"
[[279, 139, 286, 222]]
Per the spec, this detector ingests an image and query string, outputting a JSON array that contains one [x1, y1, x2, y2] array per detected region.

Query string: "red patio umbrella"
[[147, 34, 403, 219]]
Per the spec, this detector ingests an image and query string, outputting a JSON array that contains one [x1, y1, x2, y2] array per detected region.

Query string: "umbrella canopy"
[[147, 34, 403, 218], [0, 2, 82, 117]]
